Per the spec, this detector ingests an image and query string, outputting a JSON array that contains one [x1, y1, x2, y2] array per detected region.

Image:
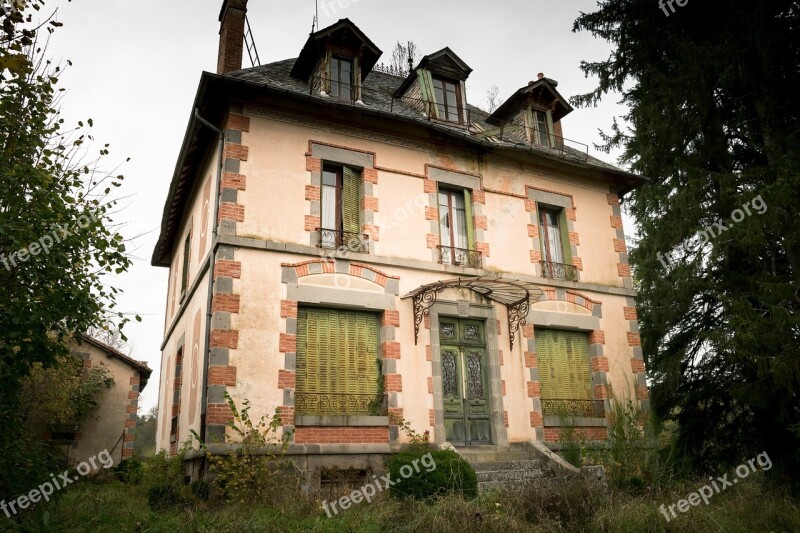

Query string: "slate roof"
[[226, 58, 624, 172]]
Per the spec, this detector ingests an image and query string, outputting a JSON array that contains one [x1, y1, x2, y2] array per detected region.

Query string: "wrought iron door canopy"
[[403, 276, 543, 350]]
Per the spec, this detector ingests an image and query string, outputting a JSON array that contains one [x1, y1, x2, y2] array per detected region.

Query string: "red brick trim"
[[210, 329, 238, 349], [208, 366, 237, 386], [385, 374, 403, 392], [212, 294, 240, 313], [588, 330, 605, 345], [294, 427, 389, 444], [218, 202, 244, 223], [525, 352, 538, 368], [207, 403, 235, 425], [381, 341, 401, 359], [623, 306, 638, 320], [281, 300, 298, 319], [278, 370, 295, 389], [215, 260, 241, 279], [222, 173, 246, 190], [627, 332, 641, 346], [225, 143, 249, 161], [226, 113, 251, 132], [591, 357, 610, 372], [279, 334, 296, 353], [544, 427, 608, 442]]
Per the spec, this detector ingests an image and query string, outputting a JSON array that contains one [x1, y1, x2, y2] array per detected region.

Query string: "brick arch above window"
[[281, 259, 400, 295], [537, 288, 602, 317]]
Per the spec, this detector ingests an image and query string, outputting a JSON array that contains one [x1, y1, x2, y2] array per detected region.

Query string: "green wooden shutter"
[[545, 110, 556, 148], [343, 166, 361, 235], [464, 189, 475, 250], [181, 234, 191, 292], [297, 308, 379, 413], [525, 107, 535, 144], [536, 330, 591, 400], [566, 332, 592, 400], [416, 69, 439, 119], [559, 210, 572, 266]]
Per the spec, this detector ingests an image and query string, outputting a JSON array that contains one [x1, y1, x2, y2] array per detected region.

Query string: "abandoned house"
[[152, 0, 647, 486]]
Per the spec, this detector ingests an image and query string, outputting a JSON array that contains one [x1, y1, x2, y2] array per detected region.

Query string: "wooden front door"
[[439, 317, 492, 445]]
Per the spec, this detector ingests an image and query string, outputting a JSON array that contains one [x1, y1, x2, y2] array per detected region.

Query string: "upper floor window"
[[330, 56, 354, 99], [539, 208, 564, 264], [433, 77, 462, 123], [438, 188, 480, 267], [539, 206, 577, 281], [180, 232, 191, 297], [320, 165, 365, 251]]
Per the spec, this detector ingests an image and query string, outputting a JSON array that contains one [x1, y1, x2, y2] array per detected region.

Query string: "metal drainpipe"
[[193, 108, 224, 444]]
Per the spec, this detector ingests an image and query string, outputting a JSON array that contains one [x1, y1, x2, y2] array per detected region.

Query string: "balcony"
[[295, 392, 388, 417], [541, 399, 605, 419], [541, 260, 578, 282], [438, 245, 482, 269], [316, 228, 369, 254]]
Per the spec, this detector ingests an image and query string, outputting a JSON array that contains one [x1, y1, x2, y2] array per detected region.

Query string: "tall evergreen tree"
[[573, 0, 800, 486]]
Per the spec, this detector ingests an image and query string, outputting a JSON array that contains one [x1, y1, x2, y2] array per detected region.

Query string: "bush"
[[193, 393, 295, 504], [387, 445, 477, 500], [114, 457, 144, 485]]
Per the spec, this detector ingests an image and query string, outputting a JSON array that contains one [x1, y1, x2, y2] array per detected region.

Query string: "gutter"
[[193, 108, 225, 443]]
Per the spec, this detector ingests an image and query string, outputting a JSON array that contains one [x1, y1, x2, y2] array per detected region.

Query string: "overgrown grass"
[[7, 469, 799, 532]]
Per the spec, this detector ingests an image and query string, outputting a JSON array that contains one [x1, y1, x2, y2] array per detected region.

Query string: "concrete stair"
[[458, 444, 569, 492]]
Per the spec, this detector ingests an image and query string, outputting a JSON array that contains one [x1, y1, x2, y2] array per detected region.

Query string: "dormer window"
[[433, 77, 462, 122], [532, 109, 552, 147], [330, 56, 354, 99]]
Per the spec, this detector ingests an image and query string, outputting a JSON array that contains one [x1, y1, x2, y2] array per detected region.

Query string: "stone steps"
[[460, 447, 564, 492]]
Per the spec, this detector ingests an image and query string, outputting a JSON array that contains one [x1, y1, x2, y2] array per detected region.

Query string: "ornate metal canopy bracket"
[[506, 297, 530, 351], [405, 276, 542, 349], [411, 282, 446, 345]]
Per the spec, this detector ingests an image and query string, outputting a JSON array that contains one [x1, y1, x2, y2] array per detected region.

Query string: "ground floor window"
[[296, 308, 381, 415], [535, 329, 592, 401]]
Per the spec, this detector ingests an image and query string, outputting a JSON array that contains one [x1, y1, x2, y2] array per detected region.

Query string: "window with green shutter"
[[296, 308, 381, 415], [538, 206, 577, 281], [535, 329, 592, 401], [320, 164, 362, 249]]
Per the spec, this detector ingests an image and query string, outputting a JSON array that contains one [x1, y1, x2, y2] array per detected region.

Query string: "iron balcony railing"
[[541, 260, 578, 282], [542, 399, 606, 419], [438, 245, 482, 269], [316, 228, 370, 253], [295, 392, 388, 416]]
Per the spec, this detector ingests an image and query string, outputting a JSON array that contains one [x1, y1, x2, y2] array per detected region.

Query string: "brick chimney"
[[217, 0, 248, 74]]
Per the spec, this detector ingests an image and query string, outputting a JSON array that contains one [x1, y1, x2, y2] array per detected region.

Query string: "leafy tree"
[[19, 352, 114, 435], [134, 405, 158, 457], [573, 0, 800, 487], [0, 1, 135, 496]]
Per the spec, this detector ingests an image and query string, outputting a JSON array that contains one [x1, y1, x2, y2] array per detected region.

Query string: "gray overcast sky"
[[42, 0, 629, 412]]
